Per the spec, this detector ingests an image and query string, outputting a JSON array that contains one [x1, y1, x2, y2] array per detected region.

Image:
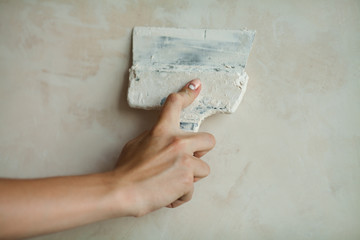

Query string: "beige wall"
[[0, 0, 359, 239]]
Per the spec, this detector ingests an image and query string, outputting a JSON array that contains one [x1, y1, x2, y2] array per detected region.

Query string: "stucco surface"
[[0, 1, 359, 239]]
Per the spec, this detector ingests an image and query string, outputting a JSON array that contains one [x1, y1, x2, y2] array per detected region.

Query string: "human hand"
[[112, 79, 216, 217], [0, 78, 215, 239]]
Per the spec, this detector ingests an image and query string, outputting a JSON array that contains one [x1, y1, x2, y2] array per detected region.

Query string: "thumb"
[[157, 79, 201, 129]]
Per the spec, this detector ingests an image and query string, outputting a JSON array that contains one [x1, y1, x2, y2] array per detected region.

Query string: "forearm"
[[0, 79, 213, 239], [0, 172, 123, 239]]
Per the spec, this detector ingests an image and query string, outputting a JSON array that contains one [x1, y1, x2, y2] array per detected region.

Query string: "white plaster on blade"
[[128, 27, 255, 132]]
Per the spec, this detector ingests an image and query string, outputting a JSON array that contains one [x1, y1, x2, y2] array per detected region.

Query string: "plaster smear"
[[128, 27, 255, 131]]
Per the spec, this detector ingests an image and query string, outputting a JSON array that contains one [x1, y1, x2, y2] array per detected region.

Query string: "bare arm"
[[0, 173, 121, 239], [0, 79, 216, 239]]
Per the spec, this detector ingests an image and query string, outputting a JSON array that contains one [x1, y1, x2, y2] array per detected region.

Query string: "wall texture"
[[0, 0, 359, 239]]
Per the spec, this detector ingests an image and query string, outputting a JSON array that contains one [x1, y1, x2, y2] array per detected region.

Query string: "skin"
[[0, 79, 216, 240]]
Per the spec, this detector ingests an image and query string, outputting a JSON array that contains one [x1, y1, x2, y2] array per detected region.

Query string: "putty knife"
[[128, 27, 255, 132]]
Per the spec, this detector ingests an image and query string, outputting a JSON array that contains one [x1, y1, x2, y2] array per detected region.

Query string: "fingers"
[[191, 155, 210, 180], [148, 78, 214, 211], [167, 156, 208, 208], [162, 132, 214, 175], [184, 132, 216, 154], [157, 79, 201, 130], [166, 189, 201, 209], [162, 132, 215, 157]]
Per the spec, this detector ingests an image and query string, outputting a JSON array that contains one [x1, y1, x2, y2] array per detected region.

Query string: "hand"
[[112, 79, 216, 217], [0, 79, 215, 239]]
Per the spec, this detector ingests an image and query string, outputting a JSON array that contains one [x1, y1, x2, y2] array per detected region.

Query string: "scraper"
[[127, 27, 255, 132]]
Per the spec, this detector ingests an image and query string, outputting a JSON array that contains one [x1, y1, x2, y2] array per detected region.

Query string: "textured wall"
[[0, 0, 359, 239]]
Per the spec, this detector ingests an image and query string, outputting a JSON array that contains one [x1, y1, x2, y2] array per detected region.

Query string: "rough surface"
[[128, 27, 255, 131], [1, 1, 359, 240]]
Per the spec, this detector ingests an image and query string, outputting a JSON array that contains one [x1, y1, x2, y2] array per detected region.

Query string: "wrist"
[[102, 171, 137, 218]]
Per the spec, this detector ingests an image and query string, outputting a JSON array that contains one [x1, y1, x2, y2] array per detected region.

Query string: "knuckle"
[[167, 93, 181, 104], [169, 136, 186, 152], [179, 154, 192, 168], [181, 171, 194, 187], [176, 157, 194, 187]]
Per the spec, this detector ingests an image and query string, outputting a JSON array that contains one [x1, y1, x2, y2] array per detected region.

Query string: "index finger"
[[156, 79, 201, 130]]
